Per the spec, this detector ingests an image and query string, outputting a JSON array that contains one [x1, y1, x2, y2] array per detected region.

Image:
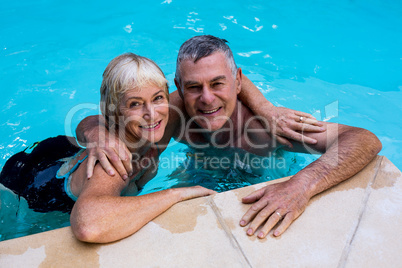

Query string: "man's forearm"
[[75, 115, 107, 146], [293, 127, 382, 198]]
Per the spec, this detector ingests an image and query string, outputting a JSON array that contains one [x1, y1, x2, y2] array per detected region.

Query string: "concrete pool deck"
[[0, 155, 401, 267]]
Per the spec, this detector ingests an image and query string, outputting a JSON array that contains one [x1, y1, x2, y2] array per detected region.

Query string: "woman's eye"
[[154, 95, 164, 101], [129, 102, 140, 108]]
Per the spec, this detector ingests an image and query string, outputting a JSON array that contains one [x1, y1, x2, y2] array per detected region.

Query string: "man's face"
[[176, 52, 241, 131]]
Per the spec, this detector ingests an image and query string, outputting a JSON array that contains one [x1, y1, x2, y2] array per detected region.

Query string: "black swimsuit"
[[0, 136, 82, 213]]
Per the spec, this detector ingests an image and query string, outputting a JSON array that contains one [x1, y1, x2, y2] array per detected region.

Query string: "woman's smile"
[[139, 120, 162, 130]]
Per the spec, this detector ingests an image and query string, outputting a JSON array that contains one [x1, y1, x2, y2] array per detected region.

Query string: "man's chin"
[[196, 120, 227, 132]]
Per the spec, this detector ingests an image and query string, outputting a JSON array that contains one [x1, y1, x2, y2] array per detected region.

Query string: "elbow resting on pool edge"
[[71, 217, 138, 244]]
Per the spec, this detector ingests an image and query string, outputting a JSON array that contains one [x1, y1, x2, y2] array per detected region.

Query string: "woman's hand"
[[265, 106, 326, 148], [238, 75, 326, 148], [177, 186, 217, 201]]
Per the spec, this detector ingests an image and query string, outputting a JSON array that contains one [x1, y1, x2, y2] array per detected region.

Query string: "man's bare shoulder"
[[236, 100, 277, 155]]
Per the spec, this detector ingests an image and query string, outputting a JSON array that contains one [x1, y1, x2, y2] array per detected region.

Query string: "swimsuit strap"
[[56, 150, 88, 201], [56, 150, 87, 180], [63, 155, 88, 201]]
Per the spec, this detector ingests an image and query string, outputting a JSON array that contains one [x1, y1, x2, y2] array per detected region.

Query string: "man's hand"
[[85, 130, 133, 180], [239, 180, 310, 238], [263, 106, 325, 148], [76, 115, 133, 180]]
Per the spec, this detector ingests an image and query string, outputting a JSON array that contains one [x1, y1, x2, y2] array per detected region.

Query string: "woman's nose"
[[142, 103, 155, 119]]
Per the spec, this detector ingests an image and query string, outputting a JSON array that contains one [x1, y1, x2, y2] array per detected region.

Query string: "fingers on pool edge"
[[242, 188, 265, 203], [273, 213, 294, 236]]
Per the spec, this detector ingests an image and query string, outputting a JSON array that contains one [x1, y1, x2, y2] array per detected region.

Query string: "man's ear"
[[236, 68, 242, 95], [174, 78, 184, 100]]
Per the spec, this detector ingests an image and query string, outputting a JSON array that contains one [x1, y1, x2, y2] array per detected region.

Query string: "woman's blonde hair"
[[100, 53, 168, 127]]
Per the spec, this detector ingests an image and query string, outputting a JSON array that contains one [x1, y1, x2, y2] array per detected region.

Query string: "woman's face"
[[119, 84, 169, 145]]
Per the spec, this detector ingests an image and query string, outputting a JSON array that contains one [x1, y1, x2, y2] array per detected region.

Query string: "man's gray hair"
[[175, 35, 237, 84]]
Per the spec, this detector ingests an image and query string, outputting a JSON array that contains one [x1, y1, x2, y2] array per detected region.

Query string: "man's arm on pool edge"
[[239, 122, 382, 238]]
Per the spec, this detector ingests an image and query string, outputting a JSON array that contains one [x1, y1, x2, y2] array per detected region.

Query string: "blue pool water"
[[1, 0, 401, 241]]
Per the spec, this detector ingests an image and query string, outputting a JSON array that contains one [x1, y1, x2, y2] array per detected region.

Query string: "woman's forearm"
[[238, 74, 274, 113], [238, 74, 323, 146], [71, 189, 182, 243], [71, 186, 214, 243]]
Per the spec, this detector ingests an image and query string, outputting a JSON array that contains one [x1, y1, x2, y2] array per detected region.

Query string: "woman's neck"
[[122, 130, 153, 156]]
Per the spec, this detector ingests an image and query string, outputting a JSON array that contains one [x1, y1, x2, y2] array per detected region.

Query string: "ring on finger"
[[275, 211, 282, 218], [299, 116, 304, 122]]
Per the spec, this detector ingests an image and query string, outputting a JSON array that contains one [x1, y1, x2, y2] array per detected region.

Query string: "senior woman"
[[0, 53, 215, 243]]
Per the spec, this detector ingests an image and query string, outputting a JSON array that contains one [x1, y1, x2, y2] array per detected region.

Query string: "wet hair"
[[100, 53, 168, 127], [175, 35, 237, 85]]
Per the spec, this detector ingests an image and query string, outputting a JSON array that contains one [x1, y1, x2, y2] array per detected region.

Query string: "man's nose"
[[200, 86, 215, 105]]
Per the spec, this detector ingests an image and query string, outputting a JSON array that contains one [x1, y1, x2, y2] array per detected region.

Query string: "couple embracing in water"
[[0, 35, 381, 243]]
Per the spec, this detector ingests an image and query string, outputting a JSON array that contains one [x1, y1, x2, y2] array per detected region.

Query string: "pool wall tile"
[[210, 156, 382, 268], [97, 197, 248, 267], [0, 193, 247, 268], [342, 157, 402, 268], [0, 227, 101, 267], [1, 156, 401, 268]]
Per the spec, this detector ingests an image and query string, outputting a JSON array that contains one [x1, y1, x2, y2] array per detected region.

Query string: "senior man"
[[77, 35, 381, 238]]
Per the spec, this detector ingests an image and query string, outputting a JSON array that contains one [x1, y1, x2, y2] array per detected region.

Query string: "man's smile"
[[198, 107, 222, 115]]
